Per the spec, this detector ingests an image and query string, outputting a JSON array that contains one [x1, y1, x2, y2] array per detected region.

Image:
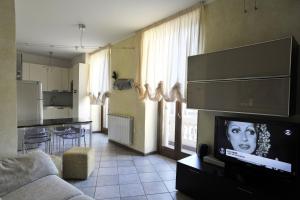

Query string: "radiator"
[[108, 114, 133, 145]]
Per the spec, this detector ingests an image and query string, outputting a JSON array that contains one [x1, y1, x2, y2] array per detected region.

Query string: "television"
[[214, 116, 299, 176]]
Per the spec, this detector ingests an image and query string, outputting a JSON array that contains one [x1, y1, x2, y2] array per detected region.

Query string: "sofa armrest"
[[0, 151, 58, 197]]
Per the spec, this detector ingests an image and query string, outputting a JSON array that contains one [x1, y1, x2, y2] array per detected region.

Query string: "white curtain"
[[137, 7, 202, 102], [88, 48, 110, 105]]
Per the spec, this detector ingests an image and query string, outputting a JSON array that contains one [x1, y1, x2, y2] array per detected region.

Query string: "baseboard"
[[92, 131, 102, 133], [108, 139, 157, 156]]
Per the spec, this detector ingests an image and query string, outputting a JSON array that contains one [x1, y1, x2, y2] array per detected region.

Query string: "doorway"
[[158, 100, 198, 160]]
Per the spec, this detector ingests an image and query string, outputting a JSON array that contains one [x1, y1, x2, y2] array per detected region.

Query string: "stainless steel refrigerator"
[[17, 80, 43, 121]]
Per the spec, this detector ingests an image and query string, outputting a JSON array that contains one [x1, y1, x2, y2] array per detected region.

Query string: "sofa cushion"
[[0, 151, 58, 197], [2, 175, 83, 200]]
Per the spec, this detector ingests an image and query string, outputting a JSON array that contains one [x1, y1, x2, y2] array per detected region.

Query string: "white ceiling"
[[15, 0, 202, 59]]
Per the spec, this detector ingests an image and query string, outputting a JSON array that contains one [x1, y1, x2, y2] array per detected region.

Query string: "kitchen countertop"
[[17, 118, 92, 128]]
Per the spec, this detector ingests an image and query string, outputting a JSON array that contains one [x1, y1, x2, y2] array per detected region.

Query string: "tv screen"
[[214, 116, 298, 175]]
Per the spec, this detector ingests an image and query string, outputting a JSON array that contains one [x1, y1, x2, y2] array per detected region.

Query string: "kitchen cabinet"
[[29, 63, 48, 91], [72, 63, 90, 119], [22, 62, 30, 80], [57, 107, 71, 118], [61, 68, 70, 91], [43, 107, 72, 119], [26, 63, 71, 92], [48, 67, 62, 91], [48, 67, 70, 91]]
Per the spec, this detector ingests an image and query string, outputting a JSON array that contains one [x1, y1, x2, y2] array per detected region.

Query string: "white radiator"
[[108, 114, 133, 145]]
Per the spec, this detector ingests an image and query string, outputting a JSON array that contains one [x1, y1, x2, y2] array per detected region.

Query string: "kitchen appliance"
[[17, 80, 43, 121]]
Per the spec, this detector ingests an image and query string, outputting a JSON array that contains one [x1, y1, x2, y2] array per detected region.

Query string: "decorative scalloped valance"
[[135, 7, 203, 102]]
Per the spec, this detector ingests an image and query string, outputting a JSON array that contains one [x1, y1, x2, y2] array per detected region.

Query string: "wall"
[[198, 0, 300, 152], [110, 35, 146, 153], [23, 52, 71, 68], [0, 0, 17, 157]]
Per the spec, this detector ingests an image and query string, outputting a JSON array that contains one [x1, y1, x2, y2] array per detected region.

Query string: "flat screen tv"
[[214, 116, 299, 176]]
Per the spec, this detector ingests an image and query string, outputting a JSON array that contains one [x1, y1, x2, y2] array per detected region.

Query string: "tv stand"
[[176, 155, 297, 200]]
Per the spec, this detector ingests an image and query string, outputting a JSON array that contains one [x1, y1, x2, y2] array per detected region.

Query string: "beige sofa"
[[0, 151, 93, 200]]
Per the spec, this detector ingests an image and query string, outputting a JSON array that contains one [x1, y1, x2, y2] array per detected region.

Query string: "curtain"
[[136, 7, 203, 102], [88, 48, 110, 105]]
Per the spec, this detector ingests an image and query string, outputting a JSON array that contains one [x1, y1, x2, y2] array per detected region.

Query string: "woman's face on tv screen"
[[227, 121, 257, 154]]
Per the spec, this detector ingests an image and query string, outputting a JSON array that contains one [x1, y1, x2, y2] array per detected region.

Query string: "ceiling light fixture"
[[48, 51, 53, 68], [78, 23, 86, 49]]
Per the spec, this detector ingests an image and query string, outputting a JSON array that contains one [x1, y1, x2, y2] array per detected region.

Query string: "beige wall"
[[22, 52, 71, 68], [0, 0, 17, 157], [110, 35, 146, 153], [198, 0, 300, 153]]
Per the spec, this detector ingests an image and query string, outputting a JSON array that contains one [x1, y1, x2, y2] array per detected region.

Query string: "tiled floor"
[[66, 133, 194, 200]]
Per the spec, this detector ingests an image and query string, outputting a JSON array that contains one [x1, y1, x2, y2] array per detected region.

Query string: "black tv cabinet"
[[176, 155, 297, 200]]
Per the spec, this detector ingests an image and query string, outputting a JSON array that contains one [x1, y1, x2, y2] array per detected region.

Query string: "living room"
[[1, 0, 300, 200]]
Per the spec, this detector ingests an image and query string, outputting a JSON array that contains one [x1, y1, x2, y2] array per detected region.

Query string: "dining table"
[[17, 118, 93, 153]]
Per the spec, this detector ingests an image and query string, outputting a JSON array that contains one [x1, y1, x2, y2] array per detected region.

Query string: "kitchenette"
[[22, 60, 73, 119], [16, 52, 93, 152]]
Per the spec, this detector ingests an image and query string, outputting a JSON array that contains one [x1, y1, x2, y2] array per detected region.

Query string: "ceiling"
[[15, 0, 202, 59]]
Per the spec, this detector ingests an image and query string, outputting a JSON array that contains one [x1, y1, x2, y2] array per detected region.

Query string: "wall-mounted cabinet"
[[61, 68, 70, 91], [47, 67, 62, 91], [48, 67, 70, 91], [29, 63, 48, 91], [187, 37, 298, 117], [22, 62, 71, 92], [187, 78, 291, 116]]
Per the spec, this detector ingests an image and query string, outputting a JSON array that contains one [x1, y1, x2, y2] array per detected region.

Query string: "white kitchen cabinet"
[[22, 62, 30, 80], [61, 68, 70, 91], [29, 63, 48, 91], [68, 108, 73, 118], [56, 107, 70, 118], [72, 63, 90, 119], [48, 67, 62, 91], [43, 107, 54, 119], [43, 107, 71, 119]]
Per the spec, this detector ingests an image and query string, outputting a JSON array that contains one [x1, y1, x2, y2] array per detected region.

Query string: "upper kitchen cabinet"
[[22, 62, 30, 80], [29, 63, 48, 91], [48, 67, 62, 91], [25, 63, 71, 91], [61, 68, 70, 91], [48, 67, 70, 91]]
